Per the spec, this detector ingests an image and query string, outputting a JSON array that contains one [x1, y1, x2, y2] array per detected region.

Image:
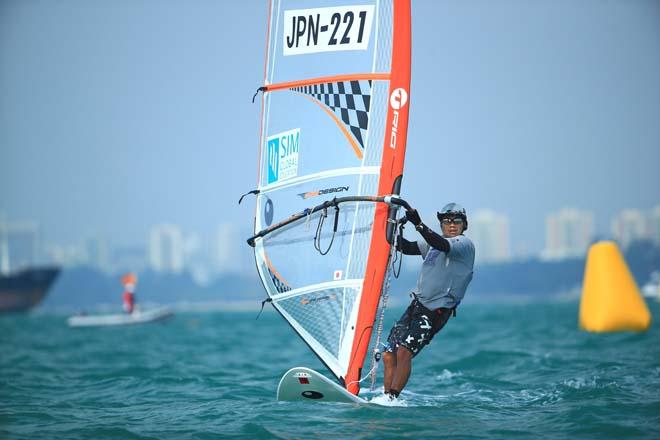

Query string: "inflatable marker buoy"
[[579, 241, 651, 332]]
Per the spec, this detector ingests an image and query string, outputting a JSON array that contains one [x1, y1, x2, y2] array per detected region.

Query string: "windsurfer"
[[382, 203, 475, 400]]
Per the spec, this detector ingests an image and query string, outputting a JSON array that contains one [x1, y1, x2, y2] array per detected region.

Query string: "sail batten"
[[260, 166, 380, 193], [269, 279, 363, 302], [262, 73, 390, 92], [252, 0, 411, 395]]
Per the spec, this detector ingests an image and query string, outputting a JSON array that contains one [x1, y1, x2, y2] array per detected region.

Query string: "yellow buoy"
[[579, 241, 651, 332]]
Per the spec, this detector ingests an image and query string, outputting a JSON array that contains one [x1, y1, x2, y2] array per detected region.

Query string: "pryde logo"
[[297, 186, 349, 199], [389, 88, 408, 149], [301, 294, 337, 305], [389, 88, 408, 109]]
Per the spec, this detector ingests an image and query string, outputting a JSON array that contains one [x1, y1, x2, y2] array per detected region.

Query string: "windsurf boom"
[[249, 0, 411, 396]]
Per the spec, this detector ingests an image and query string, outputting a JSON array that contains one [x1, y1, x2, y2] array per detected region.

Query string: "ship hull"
[[0, 267, 60, 313]]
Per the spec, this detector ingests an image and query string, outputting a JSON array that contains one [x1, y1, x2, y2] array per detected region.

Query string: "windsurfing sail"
[[249, 0, 411, 396]]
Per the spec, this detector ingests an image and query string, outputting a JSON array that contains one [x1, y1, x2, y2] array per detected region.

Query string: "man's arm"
[[405, 209, 450, 253]]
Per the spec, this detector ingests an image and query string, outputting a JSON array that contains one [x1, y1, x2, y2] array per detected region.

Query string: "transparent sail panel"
[[275, 286, 359, 360]]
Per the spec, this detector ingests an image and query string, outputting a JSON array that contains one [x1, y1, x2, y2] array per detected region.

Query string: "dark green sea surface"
[[2, 301, 660, 439]]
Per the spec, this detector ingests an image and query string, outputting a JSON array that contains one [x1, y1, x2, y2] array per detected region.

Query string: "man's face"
[[440, 217, 465, 238]]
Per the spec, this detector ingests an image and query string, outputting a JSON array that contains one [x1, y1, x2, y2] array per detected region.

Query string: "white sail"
[[249, 0, 411, 395]]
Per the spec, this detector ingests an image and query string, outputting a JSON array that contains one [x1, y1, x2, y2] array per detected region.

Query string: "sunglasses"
[[441, 217, 464, 225]]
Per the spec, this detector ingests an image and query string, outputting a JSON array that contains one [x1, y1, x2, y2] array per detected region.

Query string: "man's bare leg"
[[383, 351, 397, 393], [389, 347, 413, 396]]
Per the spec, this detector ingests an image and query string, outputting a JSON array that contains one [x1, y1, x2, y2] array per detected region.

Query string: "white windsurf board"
[[277, 367, 370, 404]]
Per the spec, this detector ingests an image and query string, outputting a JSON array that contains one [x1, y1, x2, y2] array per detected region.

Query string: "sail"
[[251, 0, 411, 395]]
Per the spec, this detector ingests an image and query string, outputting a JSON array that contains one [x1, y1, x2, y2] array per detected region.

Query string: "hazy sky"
[[2, 0, 659, 257]]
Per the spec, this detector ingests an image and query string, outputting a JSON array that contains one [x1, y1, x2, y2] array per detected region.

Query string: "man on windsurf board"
[[383, 203, 475, 400]]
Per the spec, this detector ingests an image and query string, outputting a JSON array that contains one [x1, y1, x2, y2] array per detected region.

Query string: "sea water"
[[2, 300, 660, 439]]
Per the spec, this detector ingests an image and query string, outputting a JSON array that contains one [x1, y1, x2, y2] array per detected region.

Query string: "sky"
[[1, 0, 659, 259]]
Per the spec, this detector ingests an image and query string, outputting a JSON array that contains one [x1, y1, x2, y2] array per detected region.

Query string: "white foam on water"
[[563, 376, 598, 389], [369, 392, 409, 407], [436, 369, 463, 381], [404, 389, 450, 407]]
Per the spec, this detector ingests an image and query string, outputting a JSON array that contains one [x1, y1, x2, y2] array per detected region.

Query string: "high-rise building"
[[611, 209, 647, 248], [213, 223, 242, 274], [649, 205, 660, 247], [0, 219, 39, 274], [183, 232, 214, 286], [0, 214, 8, 275], [468, 210, 510, 264], [112, 246, 148, 274], [542, 208, 594, 260], [83, 235, 110, 272], [148, 224, 184, 273], [44, 243, 86, 268]]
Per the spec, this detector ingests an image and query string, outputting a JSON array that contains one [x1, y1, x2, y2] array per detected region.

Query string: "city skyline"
[[2, 1, 659, 263], [2, 205, 658, 279]]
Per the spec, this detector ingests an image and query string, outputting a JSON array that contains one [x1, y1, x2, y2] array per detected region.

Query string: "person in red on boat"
[[122, 288, 135, 314], [121, 273, 137, 314]]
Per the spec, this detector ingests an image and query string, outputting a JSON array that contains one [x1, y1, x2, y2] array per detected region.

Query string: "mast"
[[345, 0, 412, 395]]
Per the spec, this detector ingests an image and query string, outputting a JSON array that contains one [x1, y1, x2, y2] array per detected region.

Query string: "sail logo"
[[264, 197, 274, 226], [283, 6, 374, 56], [267, 128, 301, 184], [297, 186, 349, 199], [390, 88, 408, 110], [389, 88, 408, 149], [301, 294, 337, 305]]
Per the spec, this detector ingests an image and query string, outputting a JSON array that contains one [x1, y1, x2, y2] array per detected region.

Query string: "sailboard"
[[246, 0, 412, 401], [277, 367, 368, 404]]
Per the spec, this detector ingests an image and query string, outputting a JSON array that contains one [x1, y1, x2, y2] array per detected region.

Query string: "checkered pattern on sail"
[[268, 267, 291, 293], [291, 80, 371, 150]]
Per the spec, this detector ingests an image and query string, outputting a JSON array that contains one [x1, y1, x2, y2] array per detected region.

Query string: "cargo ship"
[[0, 267, 60, 313]]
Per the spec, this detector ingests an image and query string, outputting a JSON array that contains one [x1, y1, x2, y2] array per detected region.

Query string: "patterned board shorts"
[[384, 298, 453, 357]]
